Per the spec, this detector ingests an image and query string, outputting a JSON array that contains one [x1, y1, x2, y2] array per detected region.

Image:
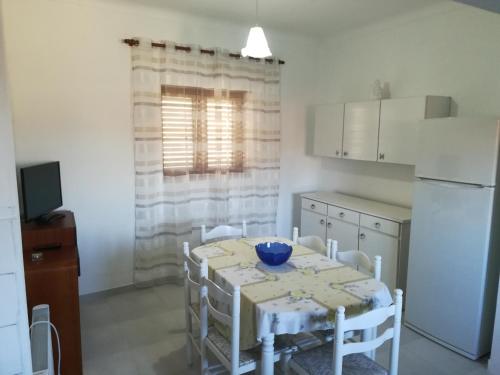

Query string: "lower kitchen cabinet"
[[359, 228, 399, 291], [300, 192, 411, 292], [300, 209, 326, 240], [327, 218, 359, 252]]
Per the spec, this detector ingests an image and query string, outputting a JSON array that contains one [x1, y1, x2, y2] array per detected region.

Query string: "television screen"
[[21, 162, 62, 221]]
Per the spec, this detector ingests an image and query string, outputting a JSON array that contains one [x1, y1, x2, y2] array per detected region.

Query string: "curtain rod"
[[122, 38, 285, 65]]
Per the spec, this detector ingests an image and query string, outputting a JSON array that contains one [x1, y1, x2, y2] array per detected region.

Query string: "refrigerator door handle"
[[416, 177, 491, 190]]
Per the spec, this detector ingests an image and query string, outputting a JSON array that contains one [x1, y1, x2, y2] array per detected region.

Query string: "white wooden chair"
[[292, 227, 328, 256], [183, 242, 208, 366], [287, 289, 403, 375], [312, 240, 381, 345], [201, 221, 247, 244], [328, 239, 382, 281], [200, 277, 295, 374]]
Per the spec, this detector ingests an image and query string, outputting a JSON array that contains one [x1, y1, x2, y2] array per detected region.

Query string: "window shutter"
[[161, 86, 244, 175], [161, 95, 194, 174]]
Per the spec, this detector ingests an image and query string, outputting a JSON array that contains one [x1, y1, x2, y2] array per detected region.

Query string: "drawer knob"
[[374, 222, 381, 228], [327, 222, 332, 228], [320, 219, 325, 225], [359, 233, 366, 239], [339, 212, 345, 218], [335, 150, 340, 156], [311, 204, 316, 209], [343, 151, 348, 156], [379, 153, 385, 160]]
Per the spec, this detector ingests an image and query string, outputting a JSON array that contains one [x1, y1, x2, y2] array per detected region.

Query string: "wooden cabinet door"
[[343, 100, 380, 161], [359, 228, 399, 291], [300, 209, 327, 242], [327, 217, 359, 252], [313, 104, 344, 158]]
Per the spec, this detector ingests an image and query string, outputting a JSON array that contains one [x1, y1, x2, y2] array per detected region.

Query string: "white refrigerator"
[[405, 118, 500, 360]]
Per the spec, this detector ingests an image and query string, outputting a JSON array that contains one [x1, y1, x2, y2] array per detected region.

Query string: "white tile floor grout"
[[80, 284, 491, 375]]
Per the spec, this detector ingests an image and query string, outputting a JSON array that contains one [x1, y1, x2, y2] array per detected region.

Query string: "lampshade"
[[241, 26, 272, 58]]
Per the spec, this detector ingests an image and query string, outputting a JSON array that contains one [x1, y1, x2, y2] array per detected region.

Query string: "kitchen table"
[[191, 237, 392, 375]]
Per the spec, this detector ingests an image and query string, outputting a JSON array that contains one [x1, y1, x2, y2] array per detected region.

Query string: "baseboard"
[[79, 276, 183, 301]]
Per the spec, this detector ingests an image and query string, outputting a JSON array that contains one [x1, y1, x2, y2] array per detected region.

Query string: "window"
[[161, 86, 245, 176]]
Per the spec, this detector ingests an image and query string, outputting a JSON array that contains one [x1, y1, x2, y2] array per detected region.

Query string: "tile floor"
[[80, 284, 491, 375]]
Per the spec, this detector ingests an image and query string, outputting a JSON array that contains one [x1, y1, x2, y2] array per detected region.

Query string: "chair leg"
[[280, 348, 294, 375], [361, 328, 376, 360], [186, 334, 193, 366], [200, 338, 208, 375], [261, 334, 275, 375]]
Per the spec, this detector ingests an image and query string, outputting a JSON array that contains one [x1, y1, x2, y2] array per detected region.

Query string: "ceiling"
[[115, 0, 449, 37]]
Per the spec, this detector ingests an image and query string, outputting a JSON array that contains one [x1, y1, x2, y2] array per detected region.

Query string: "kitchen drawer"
[[0, 219, 16, 275], [0, 273, 17, 327], [302, 198, 327, 215], [360, 214, 399, 237], [0, 324, 22, 374], [328, 205, 360, 225]]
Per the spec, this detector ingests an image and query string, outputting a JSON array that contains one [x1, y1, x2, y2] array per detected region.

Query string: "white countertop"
[[301, 191, 412, 223]]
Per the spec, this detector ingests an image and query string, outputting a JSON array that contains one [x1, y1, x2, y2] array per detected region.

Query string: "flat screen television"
[[21, 162, 63, 222]]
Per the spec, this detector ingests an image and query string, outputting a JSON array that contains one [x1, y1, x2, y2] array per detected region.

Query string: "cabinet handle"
[[310, 204, 316, 210], [320, 219, 325, 225], [359, 233, 366, 239], [374, 222, 381, 229], [327, 222, 332, 228], [339, 212, 345, 218], [343, 151, 348, 156], [335, 150, 340, 156], [379, 153, 385, 160]]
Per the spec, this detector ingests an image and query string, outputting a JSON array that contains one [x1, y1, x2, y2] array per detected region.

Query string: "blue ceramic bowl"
[[255, 242, 293, 266]]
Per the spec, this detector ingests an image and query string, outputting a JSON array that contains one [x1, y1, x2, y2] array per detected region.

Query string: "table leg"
[[261, 333, 275, 375]]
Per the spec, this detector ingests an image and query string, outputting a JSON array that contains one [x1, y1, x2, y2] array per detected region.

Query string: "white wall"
[[314, 2, 500, 207], [1, 0, 321, 294]]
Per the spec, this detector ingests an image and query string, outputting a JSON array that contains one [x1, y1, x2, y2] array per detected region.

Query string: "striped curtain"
[[132, 39, 281, 285]]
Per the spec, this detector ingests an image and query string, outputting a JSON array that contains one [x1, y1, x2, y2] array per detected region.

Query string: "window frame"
[[161, 85, 245, 177]]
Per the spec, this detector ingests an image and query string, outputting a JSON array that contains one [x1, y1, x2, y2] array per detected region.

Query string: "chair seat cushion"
[[207, 327, 258, 366], [291, 344, 388, 375], [206, 328, 295, 368]]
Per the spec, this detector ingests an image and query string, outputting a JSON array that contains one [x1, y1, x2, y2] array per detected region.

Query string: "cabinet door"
[[327, 217, 359, 251], [313, 104, 344, 158], [378, 97, 426, 165], [359, 228, 398, 291], [379, 96, 450, 165], [301, 209, 327, 242], [343, 100, 380, 161]]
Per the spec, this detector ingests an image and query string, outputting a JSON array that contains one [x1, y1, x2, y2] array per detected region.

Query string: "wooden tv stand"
[[22, 210, 82, 375]]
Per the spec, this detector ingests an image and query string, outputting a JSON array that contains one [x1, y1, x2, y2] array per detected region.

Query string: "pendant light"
[[241, 0, 272, 58]]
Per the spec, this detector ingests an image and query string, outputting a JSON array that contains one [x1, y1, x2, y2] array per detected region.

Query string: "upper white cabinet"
[[313, 95, 451, 165], [378, 96, 450, 165], [314, 103, 344, 158], [343, 100, 381, 161]]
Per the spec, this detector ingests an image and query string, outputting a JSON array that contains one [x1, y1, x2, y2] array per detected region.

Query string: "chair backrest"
[[183, 242, 208, 304], [201, 221, 247, 244], [328, 239, 381, 281], [333, 289, 403, 375], [201, 277, 241, 374], [292, 227, 327, 255]]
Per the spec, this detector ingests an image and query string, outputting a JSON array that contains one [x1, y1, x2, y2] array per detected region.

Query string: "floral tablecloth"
[[191, 237, 393, 350]]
